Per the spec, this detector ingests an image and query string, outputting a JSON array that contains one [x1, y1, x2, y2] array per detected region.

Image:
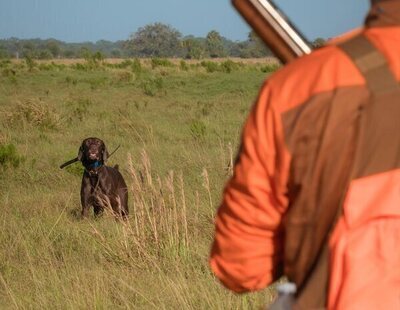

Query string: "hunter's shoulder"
[[271, 44, 357, 89], [266, 45, 363, 113]]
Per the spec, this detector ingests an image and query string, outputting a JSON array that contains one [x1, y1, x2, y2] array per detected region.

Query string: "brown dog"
[[78, 137, 128, 219]]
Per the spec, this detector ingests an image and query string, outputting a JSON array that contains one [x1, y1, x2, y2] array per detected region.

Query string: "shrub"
[[73, 51, 105, 71], [38, 63, 53, 71], [2, 68, 16, 77], [0, 59, 11, 68], [7, 100, 61, 130], [141, 76, 164, 96], [66, 97, 93, 121], [25, 55, 36, 72], [180, 60, 189, 71], [131, 58, 142, 74], [116, 59, 132, 69], [73, 63, 87, 71], [220, 60, 240, 73], [189, 120, 206, 140], [65, 76, 78, 86], [87, 77, 108, 90], [260, 63, 280, 73], [116, 71, 133, 83], [85, 51, 104, 68], [151, 58, 174, 69], [200, 60, 242, 73], [200, 61, 219, 73], [51, 62, 66, 71], [0, 144, 24, 168]]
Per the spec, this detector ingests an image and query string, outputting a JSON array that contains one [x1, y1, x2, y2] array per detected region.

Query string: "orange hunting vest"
[[210, 24, 400, 310], [286, 34, 400, 309]]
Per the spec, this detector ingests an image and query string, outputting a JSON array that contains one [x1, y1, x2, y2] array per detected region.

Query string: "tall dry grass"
[[0, 58, 277, 309], [127, 149, 191, 257]]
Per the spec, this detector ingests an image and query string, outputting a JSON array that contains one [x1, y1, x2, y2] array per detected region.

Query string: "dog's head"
[[78, 137, 109, 164]]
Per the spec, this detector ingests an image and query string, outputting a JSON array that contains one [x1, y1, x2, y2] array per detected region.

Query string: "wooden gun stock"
[[232, 0, 312, 64]]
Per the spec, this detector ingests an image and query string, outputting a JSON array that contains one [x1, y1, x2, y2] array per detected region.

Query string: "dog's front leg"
[[81, 197, 91, 218], [80, 175, 92, 218]]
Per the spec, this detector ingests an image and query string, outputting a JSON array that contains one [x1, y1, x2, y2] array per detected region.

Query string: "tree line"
[[0, 23, 325, 60]]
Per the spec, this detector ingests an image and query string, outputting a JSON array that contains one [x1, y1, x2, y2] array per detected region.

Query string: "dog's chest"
[[85, 176, 108, 204]]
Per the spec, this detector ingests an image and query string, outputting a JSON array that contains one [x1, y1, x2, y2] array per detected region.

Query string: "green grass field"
[[0, 57, 279, 309]]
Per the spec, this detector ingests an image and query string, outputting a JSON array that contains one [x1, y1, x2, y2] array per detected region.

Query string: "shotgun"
[[232, 0, 312, 64]]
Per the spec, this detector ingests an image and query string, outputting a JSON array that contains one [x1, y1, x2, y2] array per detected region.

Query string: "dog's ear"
[[102, 145, 109, 162], [77, 145, 84, 161]]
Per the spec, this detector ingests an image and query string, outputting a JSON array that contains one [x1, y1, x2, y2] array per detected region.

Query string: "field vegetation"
[[0, 56, 279, 309]]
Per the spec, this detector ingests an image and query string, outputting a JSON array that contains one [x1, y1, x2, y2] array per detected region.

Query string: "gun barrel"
[[232, 0, 312, 63]]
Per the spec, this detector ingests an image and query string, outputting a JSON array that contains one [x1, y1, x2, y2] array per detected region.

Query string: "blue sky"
[[0, 0, 370, 42]]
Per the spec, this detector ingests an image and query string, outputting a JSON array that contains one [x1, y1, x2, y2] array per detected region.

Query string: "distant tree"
[[312, 37, 326, 48], [0, 45, 9, 59], [127, 23, 182, 57], [182, 37, 205, 59], [38, 49, 53, 59], [79, 47, 90, 58], [111, 49, 122, 58], [92, 51, 104, 62], [205, 30, 226, 58], [63, 49, 76, 58], [5, 37, 22, 58], [229, 43, 245, 57], [221, 38, 241, 57], [96, 40, 113, 48], [240, 30, 272, 58], [22, 41, 36, 58], [46, 41, 60, 58]]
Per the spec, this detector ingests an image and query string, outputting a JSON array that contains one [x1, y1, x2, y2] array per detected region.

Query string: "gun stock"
[[232, 0, 312, 64]]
